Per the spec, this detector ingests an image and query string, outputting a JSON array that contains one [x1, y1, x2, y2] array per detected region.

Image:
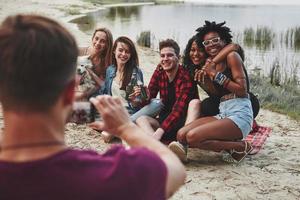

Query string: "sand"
[[0, 1, 299, 199]]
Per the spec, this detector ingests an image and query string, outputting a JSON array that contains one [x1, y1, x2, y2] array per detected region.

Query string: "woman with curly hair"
[[169, 21, 254, 163], [182, 35, 245, 119]]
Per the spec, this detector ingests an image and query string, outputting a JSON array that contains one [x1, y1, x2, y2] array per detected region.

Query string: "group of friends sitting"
[[0, 14, 259, 199], [75, 20, 259, 163]]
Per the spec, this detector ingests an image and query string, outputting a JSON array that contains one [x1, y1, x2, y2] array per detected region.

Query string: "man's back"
[[0, 15, 185, 200], [0, 146, 167, 200]]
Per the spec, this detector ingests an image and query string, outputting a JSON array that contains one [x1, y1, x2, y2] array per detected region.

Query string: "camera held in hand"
[[68, 102, 95, 124]]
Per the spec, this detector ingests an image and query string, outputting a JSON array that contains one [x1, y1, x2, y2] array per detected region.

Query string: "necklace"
[[0, 140, 65, 151]]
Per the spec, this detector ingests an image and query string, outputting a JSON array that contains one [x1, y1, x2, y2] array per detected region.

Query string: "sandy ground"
[[0, 1, 300, 199]]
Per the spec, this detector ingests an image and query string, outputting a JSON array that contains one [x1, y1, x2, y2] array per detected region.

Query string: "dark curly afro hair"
[[196, 21, 233, 47]]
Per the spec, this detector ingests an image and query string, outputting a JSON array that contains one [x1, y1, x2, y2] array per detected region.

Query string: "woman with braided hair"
[[169, 21, 254, 163]]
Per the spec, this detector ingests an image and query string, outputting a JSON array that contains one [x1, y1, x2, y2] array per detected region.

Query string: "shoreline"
[[0, 1, 300, 199]]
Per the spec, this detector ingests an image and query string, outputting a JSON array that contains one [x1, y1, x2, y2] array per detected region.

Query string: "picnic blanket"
[[244, 120, 272, 155]]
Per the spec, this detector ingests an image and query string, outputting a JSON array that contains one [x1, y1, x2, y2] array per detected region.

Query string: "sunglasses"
[[202, 37, 221, 47]]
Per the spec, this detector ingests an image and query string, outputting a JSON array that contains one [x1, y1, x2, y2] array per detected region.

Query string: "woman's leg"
[[178, 116, 245, 151], [177, 116, 217, 143], [172, 117, 249, 162], [184, 99, 201, 125], [185, 118, 242, 146]]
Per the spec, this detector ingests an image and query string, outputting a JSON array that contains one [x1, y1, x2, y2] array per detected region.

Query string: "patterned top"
[[148, 64, 195, 133]]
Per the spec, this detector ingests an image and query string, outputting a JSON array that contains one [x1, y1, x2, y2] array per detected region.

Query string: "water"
[[71, 2, 300, 83]]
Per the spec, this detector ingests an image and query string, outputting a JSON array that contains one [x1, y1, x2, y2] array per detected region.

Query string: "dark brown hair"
[[159, 39, 180, 57], [0, 14, 78, 112], [183, 35, 207, 68], [112, 36, 139, 90]]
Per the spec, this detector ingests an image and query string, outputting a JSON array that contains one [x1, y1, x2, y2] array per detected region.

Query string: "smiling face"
[[92, 31, 107, 54], [160, 47, 179, 72], [203, 32, 225, 57], [114, 42, 131, 65], [189, 41, 206, 65]]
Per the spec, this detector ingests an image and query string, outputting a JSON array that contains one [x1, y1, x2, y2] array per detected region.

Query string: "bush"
[[250, 74, 300, 121]]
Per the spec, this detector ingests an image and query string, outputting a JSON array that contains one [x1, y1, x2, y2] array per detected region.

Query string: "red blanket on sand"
[[244, 120, 272, 155]]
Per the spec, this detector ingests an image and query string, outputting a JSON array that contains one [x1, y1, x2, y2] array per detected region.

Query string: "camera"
[[67, 102, 95, 124]]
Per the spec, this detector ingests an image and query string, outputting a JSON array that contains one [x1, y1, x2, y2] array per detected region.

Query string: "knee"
[[186, 130, 203, 145], [176, 128, 186, 141]]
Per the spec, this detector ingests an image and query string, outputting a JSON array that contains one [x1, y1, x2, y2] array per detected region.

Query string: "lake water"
[[72, 2, 300, 83]]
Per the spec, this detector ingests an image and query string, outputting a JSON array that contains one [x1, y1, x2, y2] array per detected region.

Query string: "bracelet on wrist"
[[223, 78, 230, 88], [214, 72, 228, 85]]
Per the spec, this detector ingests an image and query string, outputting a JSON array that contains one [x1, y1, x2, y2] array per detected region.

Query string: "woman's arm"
[[221, 51, 248, 96], [211, 43, 240, 64], [194, 43, 240, 83]]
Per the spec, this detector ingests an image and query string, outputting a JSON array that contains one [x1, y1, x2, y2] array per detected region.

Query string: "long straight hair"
[[92, 27, 113, 69], [112, 36, 139, 90]]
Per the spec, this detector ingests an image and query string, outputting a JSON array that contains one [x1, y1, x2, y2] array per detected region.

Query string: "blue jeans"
[[130, 98, 164, 122]]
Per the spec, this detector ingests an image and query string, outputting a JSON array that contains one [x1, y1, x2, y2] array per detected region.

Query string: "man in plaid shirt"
[[136, 39, 196, 141]]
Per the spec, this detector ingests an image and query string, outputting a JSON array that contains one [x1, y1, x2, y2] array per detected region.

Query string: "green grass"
[[285, 27, 300, 50], [243, 26, 274, 50], [250, 74, 300, 121]]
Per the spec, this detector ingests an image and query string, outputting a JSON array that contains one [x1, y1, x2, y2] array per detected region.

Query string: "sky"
[[184, 0, 300, 5]]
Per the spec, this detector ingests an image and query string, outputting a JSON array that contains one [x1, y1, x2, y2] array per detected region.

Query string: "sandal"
[[222, 141, 253, 164]]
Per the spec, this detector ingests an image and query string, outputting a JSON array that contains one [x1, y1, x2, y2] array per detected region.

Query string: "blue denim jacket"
[[101, 64, 144, 112]]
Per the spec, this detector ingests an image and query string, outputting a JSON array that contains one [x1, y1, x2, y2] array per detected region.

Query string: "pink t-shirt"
[[0, 145, 167, 200]]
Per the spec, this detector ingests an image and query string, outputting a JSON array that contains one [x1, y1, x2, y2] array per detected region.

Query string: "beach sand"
[[0, 1, 299, 199]]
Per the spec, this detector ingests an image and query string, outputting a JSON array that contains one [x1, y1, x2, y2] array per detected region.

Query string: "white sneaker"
[[168, 141, 188, 163]]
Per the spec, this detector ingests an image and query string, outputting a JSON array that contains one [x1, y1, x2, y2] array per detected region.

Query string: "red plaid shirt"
[[148, 64, 195, 133]]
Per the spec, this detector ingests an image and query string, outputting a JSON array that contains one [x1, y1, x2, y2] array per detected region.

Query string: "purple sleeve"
[[104, 145, 167, 200]]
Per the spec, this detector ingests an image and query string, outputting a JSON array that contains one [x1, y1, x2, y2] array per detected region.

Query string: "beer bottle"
[[125, 72, 137, 100]]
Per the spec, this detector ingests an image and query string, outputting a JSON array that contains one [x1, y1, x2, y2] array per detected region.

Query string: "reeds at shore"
[[250, 66, 300, 121]]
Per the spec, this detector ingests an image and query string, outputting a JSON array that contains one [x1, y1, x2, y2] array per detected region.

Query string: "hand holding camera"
[[68, 101, 95, 124], [89, 95, 133, 137]]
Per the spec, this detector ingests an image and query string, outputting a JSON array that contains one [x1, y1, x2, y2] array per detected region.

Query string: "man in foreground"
[[0, 14, 185, 199]]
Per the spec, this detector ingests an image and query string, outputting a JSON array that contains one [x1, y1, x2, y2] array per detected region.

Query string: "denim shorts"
[[215, 98, 253, 138]]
